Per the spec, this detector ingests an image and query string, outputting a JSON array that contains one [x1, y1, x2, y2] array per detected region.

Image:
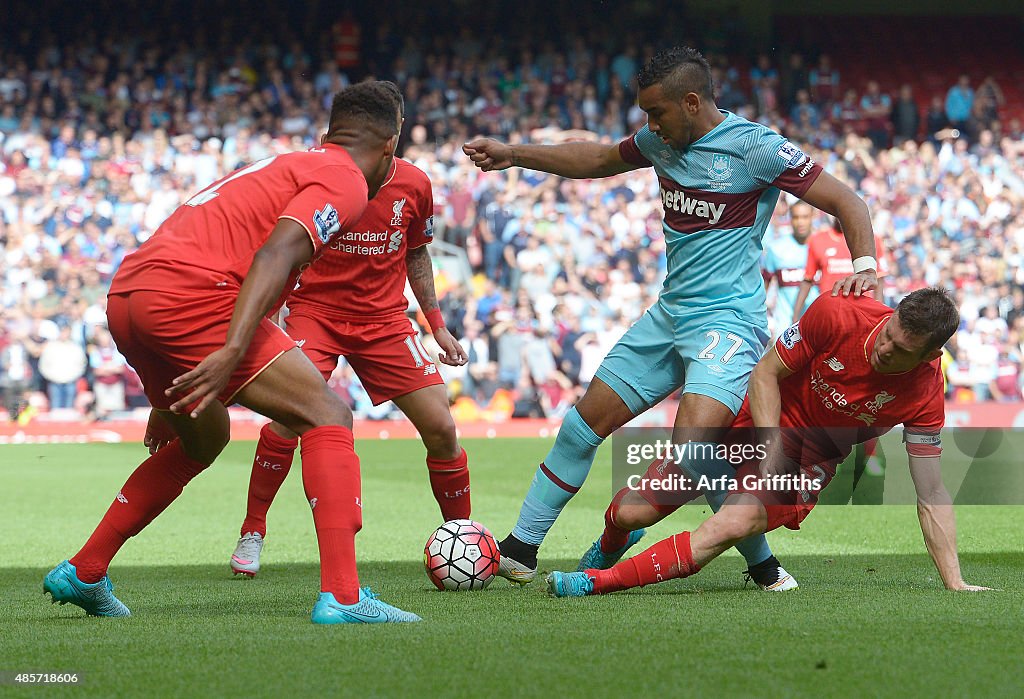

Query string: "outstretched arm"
[[800, 172, 878, 297], [463, 138, 638, 179], [407, 245, 467, 366], [908, 454, 993, 591], [166, 220, 314, 416]]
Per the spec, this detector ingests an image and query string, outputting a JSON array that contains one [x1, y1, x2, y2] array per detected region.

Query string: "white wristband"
[[852, 256, 877, 274]]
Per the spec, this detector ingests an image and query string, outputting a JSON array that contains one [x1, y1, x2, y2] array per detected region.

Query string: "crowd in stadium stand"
[[2, 16, 1023, 422]]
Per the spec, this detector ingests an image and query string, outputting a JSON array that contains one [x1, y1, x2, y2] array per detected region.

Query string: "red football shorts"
[[283, 308, 444, 405], [107, 289, 296, 410], [733, 459, 837, 531]]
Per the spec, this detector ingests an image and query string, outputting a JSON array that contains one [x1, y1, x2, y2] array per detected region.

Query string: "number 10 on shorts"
[[404, 335, 434, 367], [698, 331, 744, 364]]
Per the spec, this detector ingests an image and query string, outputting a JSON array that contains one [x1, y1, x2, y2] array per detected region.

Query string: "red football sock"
[[600, 487, 631, 553], [590, 531, 699, 594], [301, 425, 362, 604], [70, 440, 209, 583], [426, 447, 471, 520], [241, 424, 298, 537]]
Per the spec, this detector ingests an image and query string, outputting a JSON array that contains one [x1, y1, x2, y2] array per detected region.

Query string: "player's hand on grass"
[[166, 346, 242, 417], [463, 139, 514, 171], [832, 270, 877, 297], [143, 410, 176, 454], [434, 327, 468, 366]]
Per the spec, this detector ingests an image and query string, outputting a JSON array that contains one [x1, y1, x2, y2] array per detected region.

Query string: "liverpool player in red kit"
[[794, 217, 891, 486], [793, 217, 888, 321], [548, 288, 992, 597], [43, 82, 423, 623], [228, 152, 472, 577]]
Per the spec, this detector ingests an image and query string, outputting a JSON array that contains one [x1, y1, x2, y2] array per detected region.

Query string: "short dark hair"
[[896, 287, 960, 352], [378, 79, 406, 119], [636, 46, 714, 100], [328, 81, 402, 139]]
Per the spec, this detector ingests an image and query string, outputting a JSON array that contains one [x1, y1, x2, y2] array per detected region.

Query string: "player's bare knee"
[[616, 493, 662, 530], [420, 416, 458, 457], [614, 504, 650, 531], [302, 390, 353, 430], [179, 432, 228, 465]]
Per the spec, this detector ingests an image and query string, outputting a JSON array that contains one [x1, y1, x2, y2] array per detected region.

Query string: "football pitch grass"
[[2, 437, 1021, 698]]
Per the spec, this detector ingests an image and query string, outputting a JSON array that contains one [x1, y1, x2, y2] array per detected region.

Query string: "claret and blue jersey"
[[619, 111, 822, 325], [594, 111, 825, 414]]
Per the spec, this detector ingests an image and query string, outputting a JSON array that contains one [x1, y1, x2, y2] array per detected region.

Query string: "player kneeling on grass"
[[547, 288, 994, 597], [226, 110, 470, 578], [43, 81, 421, 624]]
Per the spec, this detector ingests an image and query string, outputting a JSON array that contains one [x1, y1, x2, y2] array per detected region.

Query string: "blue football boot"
[[546, 571, 596, 598], [576, 529, 646, 572], [43, 560, 131, 617], [311, 587, 422, 624]]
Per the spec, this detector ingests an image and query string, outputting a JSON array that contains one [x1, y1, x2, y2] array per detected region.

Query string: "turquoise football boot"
[[576, 529, 646, 572], [43, 560, 131, 617], [546, 571, 596, 598], [311, 587, 422, 624]]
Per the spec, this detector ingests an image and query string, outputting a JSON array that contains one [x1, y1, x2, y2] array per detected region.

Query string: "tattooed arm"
[[407, 245, 467, 366]]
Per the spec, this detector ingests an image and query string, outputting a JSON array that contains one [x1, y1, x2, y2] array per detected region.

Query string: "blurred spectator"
[[809, 54, 840, 106], [926, 95, 951, 140], [991, 345, 1022, 402], [37, 325, 86, 411], [790, 89, 820, 130], [780, 53, 810, 111], [1, 327, 32, 419], [832, 88, 863, 132], [860, 81, 892, 150], [891, 84, 920, 144], [945, 74, 975, 132], [88, 327, 127, 419]]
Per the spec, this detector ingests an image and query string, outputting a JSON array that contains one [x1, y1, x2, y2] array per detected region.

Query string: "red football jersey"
[[288, 157, 434, 321], [803, 227, 887, 292], [734, 293, 944, 466], [110, 144, 369, 310]]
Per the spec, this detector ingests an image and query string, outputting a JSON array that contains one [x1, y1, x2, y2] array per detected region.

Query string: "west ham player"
[[43, 82, 422, 624], [463, 46, 879, 588], [764, 201, 816, 337], [228, 152, 471, 577], [547, 288, 993, 597]]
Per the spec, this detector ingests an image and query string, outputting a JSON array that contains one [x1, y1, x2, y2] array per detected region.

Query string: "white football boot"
[[230, 532, 264, 577], [746, 563, 799, 591]]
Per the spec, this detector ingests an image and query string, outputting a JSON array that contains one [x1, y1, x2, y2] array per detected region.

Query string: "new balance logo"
[[423, 364, 437, 376], [826, 357, 844, 372], [309, 497, 318, 510], [116, 491, 128, 504]]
